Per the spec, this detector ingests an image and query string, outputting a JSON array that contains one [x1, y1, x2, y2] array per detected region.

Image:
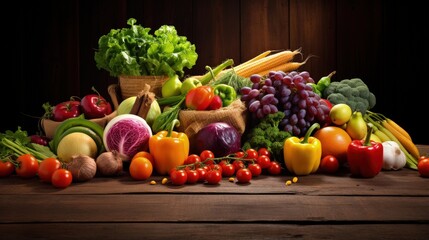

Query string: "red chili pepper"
[[346, 123, 383, 178]]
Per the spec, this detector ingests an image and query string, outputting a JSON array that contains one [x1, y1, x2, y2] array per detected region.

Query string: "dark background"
[[3, 0, 428, 144]]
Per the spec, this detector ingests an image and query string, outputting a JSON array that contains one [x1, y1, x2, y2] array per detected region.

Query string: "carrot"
[[382, 119, 420, 160], [385, 118, 412, 141], [235, 48, 302, 78]]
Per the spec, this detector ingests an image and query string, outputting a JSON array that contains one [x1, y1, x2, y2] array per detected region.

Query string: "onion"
[[96, 151, 123, 176], [66, 155, 97, 182], [57, 132, 98, 163]]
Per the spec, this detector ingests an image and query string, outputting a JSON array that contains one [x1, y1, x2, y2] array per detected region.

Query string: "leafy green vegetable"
[[94, 18, 198, 78], [0, 127, 56, 161]]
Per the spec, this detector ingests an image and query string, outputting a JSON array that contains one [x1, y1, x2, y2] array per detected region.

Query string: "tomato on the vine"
[[200, 150, 215, 164], [257, 148, 270, 158], [15, 154, 39, 178], [38, 157, 61, 183], [418, 158, 429, 178], [184, 154, 201, 165], [51, 169, 73, 188], [257, 155, 271, 169], [245, 149, 259, 160], [236, 168, 252, 183], [185, 168, 199, 184], [205, 169, 222, 185], [232, 160, 245, 171], [0, 161, 15, 177], [248, 163, 262, 177], [234, 151, 245, 158], [221, 163, 236, 177], [196, 167, 207, 182], [319, 155, 339, 174], [268, 161, 282, 175], [170, 169, 187, 185]]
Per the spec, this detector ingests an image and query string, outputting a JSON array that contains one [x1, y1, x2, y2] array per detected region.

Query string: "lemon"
[[329, 103, 352, 126]]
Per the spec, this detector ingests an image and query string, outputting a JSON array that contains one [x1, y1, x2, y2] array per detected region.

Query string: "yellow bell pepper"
[[284, 123, 321, 176], [149, 119, 189, 175]]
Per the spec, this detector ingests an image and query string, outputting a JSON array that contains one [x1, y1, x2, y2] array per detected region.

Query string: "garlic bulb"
[[382, 141, 406, 170]]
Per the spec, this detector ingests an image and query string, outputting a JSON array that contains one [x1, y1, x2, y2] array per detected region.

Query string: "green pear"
[[161, 75, 182, 98], [346, 111, 367, 140]]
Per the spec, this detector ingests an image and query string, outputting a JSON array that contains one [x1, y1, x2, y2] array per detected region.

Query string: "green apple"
[[180, 77, 202, 95], [161, 75, 182, 98], [329, 103, 352, 126]]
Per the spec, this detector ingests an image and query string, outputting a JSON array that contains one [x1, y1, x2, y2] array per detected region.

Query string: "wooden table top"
[[1, 145, 428, 240]]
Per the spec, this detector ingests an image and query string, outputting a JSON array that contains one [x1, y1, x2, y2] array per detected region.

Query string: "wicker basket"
[[118, 75, 168, 100]]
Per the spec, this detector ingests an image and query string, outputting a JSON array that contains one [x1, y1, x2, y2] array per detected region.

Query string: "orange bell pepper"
[[149, 119, 189, 175]]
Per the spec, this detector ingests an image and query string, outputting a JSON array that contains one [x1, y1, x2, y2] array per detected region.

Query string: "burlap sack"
[[177, 99, 247, 143]]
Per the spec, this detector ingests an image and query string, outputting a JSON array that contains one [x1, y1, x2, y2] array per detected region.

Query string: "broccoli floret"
[[242, 112, 291, 161], [323, 77, 376, 115]]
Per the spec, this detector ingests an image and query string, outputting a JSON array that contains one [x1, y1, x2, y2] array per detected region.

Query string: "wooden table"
[[1, 145, 428, 240]]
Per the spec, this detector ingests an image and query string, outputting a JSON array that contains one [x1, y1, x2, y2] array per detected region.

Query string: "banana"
[[51, 116, 105, 154], [57, 126, 105, 155]]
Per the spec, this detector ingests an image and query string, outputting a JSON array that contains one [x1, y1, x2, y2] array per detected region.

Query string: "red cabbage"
[[103, 114, 152, 161], [194, 122, 241, 157]]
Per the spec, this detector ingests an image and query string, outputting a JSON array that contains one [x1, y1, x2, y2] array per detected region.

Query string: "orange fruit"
[[313, 126, 352, 164], [132, 151, 155, 168]]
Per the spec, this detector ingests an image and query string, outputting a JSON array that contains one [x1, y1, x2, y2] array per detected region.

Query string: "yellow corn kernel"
[[150, 180, 157, 185], [161, 178, 168, 185], [285, 180, 292, 186], [229, 177, 235, 182], [292, 177, 298, 183]]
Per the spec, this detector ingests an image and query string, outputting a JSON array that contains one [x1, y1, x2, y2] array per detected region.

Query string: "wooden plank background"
[[3, 0, 428, 145]]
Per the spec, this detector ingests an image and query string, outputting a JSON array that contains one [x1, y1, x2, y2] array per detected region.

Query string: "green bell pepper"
[[213, 84, 237, 107]]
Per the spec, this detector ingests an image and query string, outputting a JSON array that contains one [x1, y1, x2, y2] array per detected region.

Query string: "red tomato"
[[319, 155, 339, 174], [245, 149, 259, 160], [38, 157, 61, 183], [184, 154, 201, 165], [257, 148, 271, 158], [52, 100, 81, 122], [51, 169, 73, 188], [170, 169, 187, 185], [205, 169, 222, 185], [185, 168, 199, 184], [0, 161, 15, 177], [236, 168, 252, 183], [232, 160, 245, 171], [257, 155, 271, 169], [234, 151, 245, 158], [248, 163, 262, 177], [196, 167, 207, 182], [200, 150, 215, 164], [129, 157, 153, 181], [221, 163, 236, 177], [418, 155, 428, 163], [418, 158, 429, 178], [268, 161, 282, 175], [185, 85, 215, 110], [80, 91, 112, 119], [15, 154, 39, 178]]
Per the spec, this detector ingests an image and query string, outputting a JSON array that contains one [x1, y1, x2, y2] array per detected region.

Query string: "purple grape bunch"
[[240, 70, 331, 136]]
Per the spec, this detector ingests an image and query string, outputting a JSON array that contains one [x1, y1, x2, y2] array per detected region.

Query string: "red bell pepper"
[[347, 123, 383, 178], [185, 85, 215, 110]]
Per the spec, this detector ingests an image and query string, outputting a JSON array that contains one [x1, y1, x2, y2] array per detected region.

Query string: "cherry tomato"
[[221, 163, 236, 177], [319, 155, 339, 174], [184, 154, 201, 165], [129, 157, 153, 181], [234, 151, 245, 158], [248, 163, 262, 177], [418, 155, 428, 163], [418, 158, 429, 178], [257, 148, 270, 158], [185, 168, 199, 184], [236, 168, 252, 183], [15, 154, 39, 178], [245, 149, 259, 160], [51, 169, 73, 188], [38, 157, 61, 183], [268, 161, 282, 175], [0, 161, 15, 177], [257, 155, 271, 169], [170, 169, 188, 185], [205, 169, 222, 185], [232, 160, 245, 171], [200, 150, 215, 164], [196, 167, 207, 182]]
